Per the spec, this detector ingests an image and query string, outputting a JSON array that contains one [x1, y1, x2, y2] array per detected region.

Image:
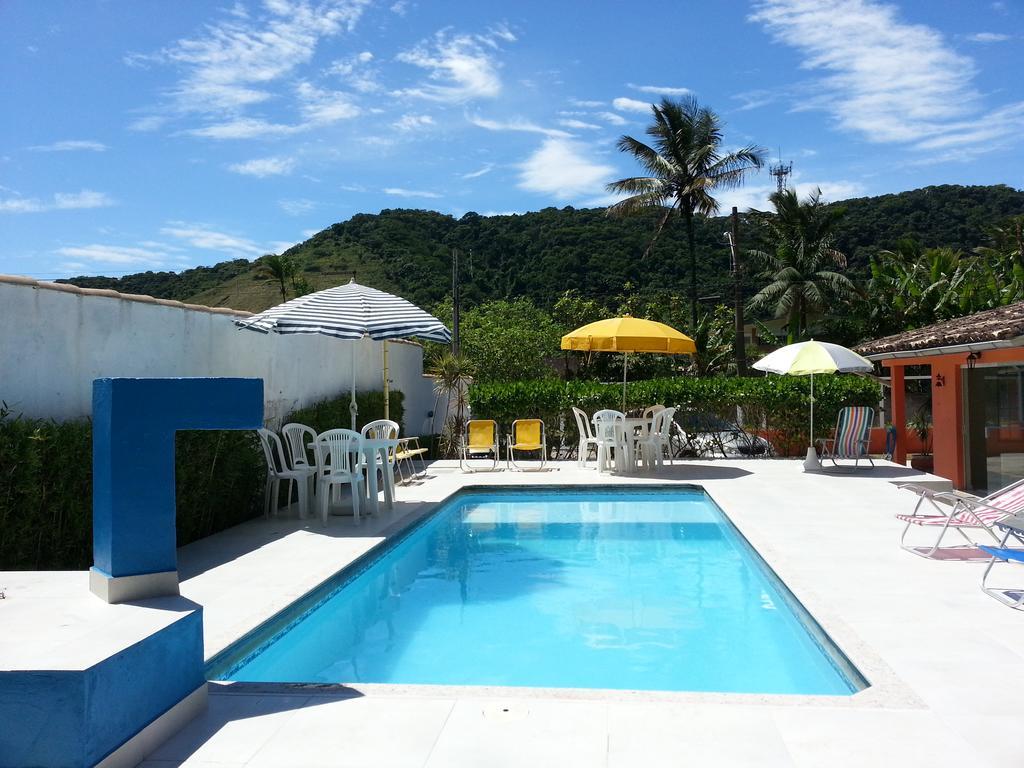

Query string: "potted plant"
[[907, 410, 933, 472]]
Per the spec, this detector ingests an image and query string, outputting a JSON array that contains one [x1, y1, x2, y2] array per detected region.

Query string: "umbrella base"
[[803, 446, 821, 472]]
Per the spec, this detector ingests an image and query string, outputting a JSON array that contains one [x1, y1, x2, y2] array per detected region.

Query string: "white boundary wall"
[[0, 277, 439, 435]]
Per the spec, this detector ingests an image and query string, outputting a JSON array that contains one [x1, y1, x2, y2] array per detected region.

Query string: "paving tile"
[[246, 695, 454, 768], [147, 693, 310, 764], [607, 701, 794, 768], [772, 707, 982, 768], [424, 698, 609, 768]]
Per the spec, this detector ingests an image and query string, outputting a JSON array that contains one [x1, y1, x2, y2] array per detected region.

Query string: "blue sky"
[[1, 0, 1022, 279]]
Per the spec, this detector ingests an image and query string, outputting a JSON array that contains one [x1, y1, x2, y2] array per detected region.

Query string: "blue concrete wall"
[[0, 603, 203, 768], [92, 377, 263, 578]]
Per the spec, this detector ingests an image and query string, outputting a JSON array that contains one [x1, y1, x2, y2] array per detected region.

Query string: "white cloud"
[[395, 28, 509, 102], [326, 50, 380, 93], [130, 0, 369, 133], [127, 115, 168, 132], [469, 115, 571, 138], [460, 163, 494, 179], [557, 118, 602, 130], [570, 99, 603, 108], [160, 222, 266, 255], [186, 117, 300, 139], [54, 243, 171, 267], [0, 189, 115, 213], [628, 83, 690, 96], [390, 0, 408, 15], [716, 179, 867, 212], [517, 138, 615, 200], [296, 81, 361, 124], [967, 32, 1010, 42], [750, 0, 1024, 152], [393, 113, 435, 131], [612, 97, 652, 113], [29, 140, 107, 152], [382, 187, 442, 198], [597, 111, 627, 126], [228, 156, 296, 177], [280, 199, 318, 215]]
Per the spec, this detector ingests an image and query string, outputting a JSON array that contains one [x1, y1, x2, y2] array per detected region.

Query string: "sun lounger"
[[897, 478, 1024, 558], [817, 406, 874, 469]]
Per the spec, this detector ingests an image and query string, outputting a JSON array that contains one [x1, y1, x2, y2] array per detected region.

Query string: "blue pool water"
[[214, 488, 864, 694]]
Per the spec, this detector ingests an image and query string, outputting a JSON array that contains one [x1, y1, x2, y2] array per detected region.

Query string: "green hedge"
[[468, 376, 881, 457], [0, 389, 404, 570], [287, 390, 405, 435]]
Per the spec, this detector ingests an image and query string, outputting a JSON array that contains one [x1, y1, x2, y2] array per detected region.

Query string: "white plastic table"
[[361, 438, 399, 514]]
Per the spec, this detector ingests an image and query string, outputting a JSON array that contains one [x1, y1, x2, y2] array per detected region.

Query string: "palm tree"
[[747, 188, 857, 343], [606, 97, 766, 328], [256, 255, 295, 303]]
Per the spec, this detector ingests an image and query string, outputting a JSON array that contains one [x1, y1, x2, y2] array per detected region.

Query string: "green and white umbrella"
[[753, 340, 873, 469]]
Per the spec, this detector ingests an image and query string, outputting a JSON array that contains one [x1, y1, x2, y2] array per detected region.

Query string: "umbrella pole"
[[622, 352, 628, 412], [382, 341, 390, 422], [350, 341, 358, 431], [804, 371, 819, 471]]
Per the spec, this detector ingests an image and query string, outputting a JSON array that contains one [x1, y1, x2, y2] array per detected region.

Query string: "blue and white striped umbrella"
[[237, 279, 450, 427], [237, 278, 451, 343]]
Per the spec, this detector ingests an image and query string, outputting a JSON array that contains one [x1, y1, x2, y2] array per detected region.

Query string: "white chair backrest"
[[281, 423, 317, 468], [651, 407, 676, 439], [643, 404, 666, 420], [593, 409, 625, 442], [361, 419, 400, 441], [572, 407, 595, 440], [315, 429, 363, 476], [257, 428, 288, 475]]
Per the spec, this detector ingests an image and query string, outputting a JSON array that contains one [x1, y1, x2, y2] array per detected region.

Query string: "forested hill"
[[62, 184, 1024, 314]]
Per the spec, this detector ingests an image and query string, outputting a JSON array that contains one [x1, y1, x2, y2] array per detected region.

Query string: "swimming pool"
[[210, 487, 866, 695]]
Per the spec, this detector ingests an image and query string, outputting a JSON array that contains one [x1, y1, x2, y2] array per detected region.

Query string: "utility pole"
[[451, 248, 461, 355], [727, 206, 747, 375]]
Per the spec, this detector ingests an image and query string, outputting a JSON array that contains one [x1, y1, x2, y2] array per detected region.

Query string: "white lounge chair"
[[897, 478, 1024, 558]]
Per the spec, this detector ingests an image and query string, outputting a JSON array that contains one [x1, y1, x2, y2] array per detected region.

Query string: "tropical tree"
[[256, 255, 295, 303], [747, 188, 857, 343], [606, 97, 766, 328]]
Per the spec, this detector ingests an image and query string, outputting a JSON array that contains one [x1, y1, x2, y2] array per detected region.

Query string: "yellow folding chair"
[[507, 418, 547, 471], [461, 419, 500, 472]]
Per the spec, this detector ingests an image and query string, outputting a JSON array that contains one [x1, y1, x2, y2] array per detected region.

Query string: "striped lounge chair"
[[897, 478, 1024, 559], [817, 406, 874, 469]]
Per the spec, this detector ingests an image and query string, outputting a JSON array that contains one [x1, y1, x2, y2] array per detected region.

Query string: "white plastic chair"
[[593, 410, 631, 474], [638, 406, 677, 469], [314, 429, 365, 525], [361, 419, 399, 509], [281, 423, 318, 469], [572, 407, 599, 467], [257, 428, 315, 519]]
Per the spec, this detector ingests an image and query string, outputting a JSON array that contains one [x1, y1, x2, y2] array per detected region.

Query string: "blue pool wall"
[[0, 605, 204, 768]]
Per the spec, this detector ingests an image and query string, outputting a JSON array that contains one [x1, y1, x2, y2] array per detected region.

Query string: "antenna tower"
[[769, 148, 792, 193]]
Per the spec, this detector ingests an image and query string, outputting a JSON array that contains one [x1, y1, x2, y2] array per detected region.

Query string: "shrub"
[[0, 389, 405, 570], [468, 375, 881, 457]]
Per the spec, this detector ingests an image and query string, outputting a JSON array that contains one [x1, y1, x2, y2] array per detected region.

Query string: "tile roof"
[[855, 301, 1024, 357]]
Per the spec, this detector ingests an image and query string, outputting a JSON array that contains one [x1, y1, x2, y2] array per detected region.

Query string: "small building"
[[856, 302, 1024, 491]]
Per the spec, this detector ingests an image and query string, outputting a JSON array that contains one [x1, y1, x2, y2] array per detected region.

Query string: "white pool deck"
[[134, 460, 1023, 765]]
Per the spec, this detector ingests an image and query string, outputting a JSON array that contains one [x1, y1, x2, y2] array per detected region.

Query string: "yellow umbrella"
[[561, 316, 696, 410]]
